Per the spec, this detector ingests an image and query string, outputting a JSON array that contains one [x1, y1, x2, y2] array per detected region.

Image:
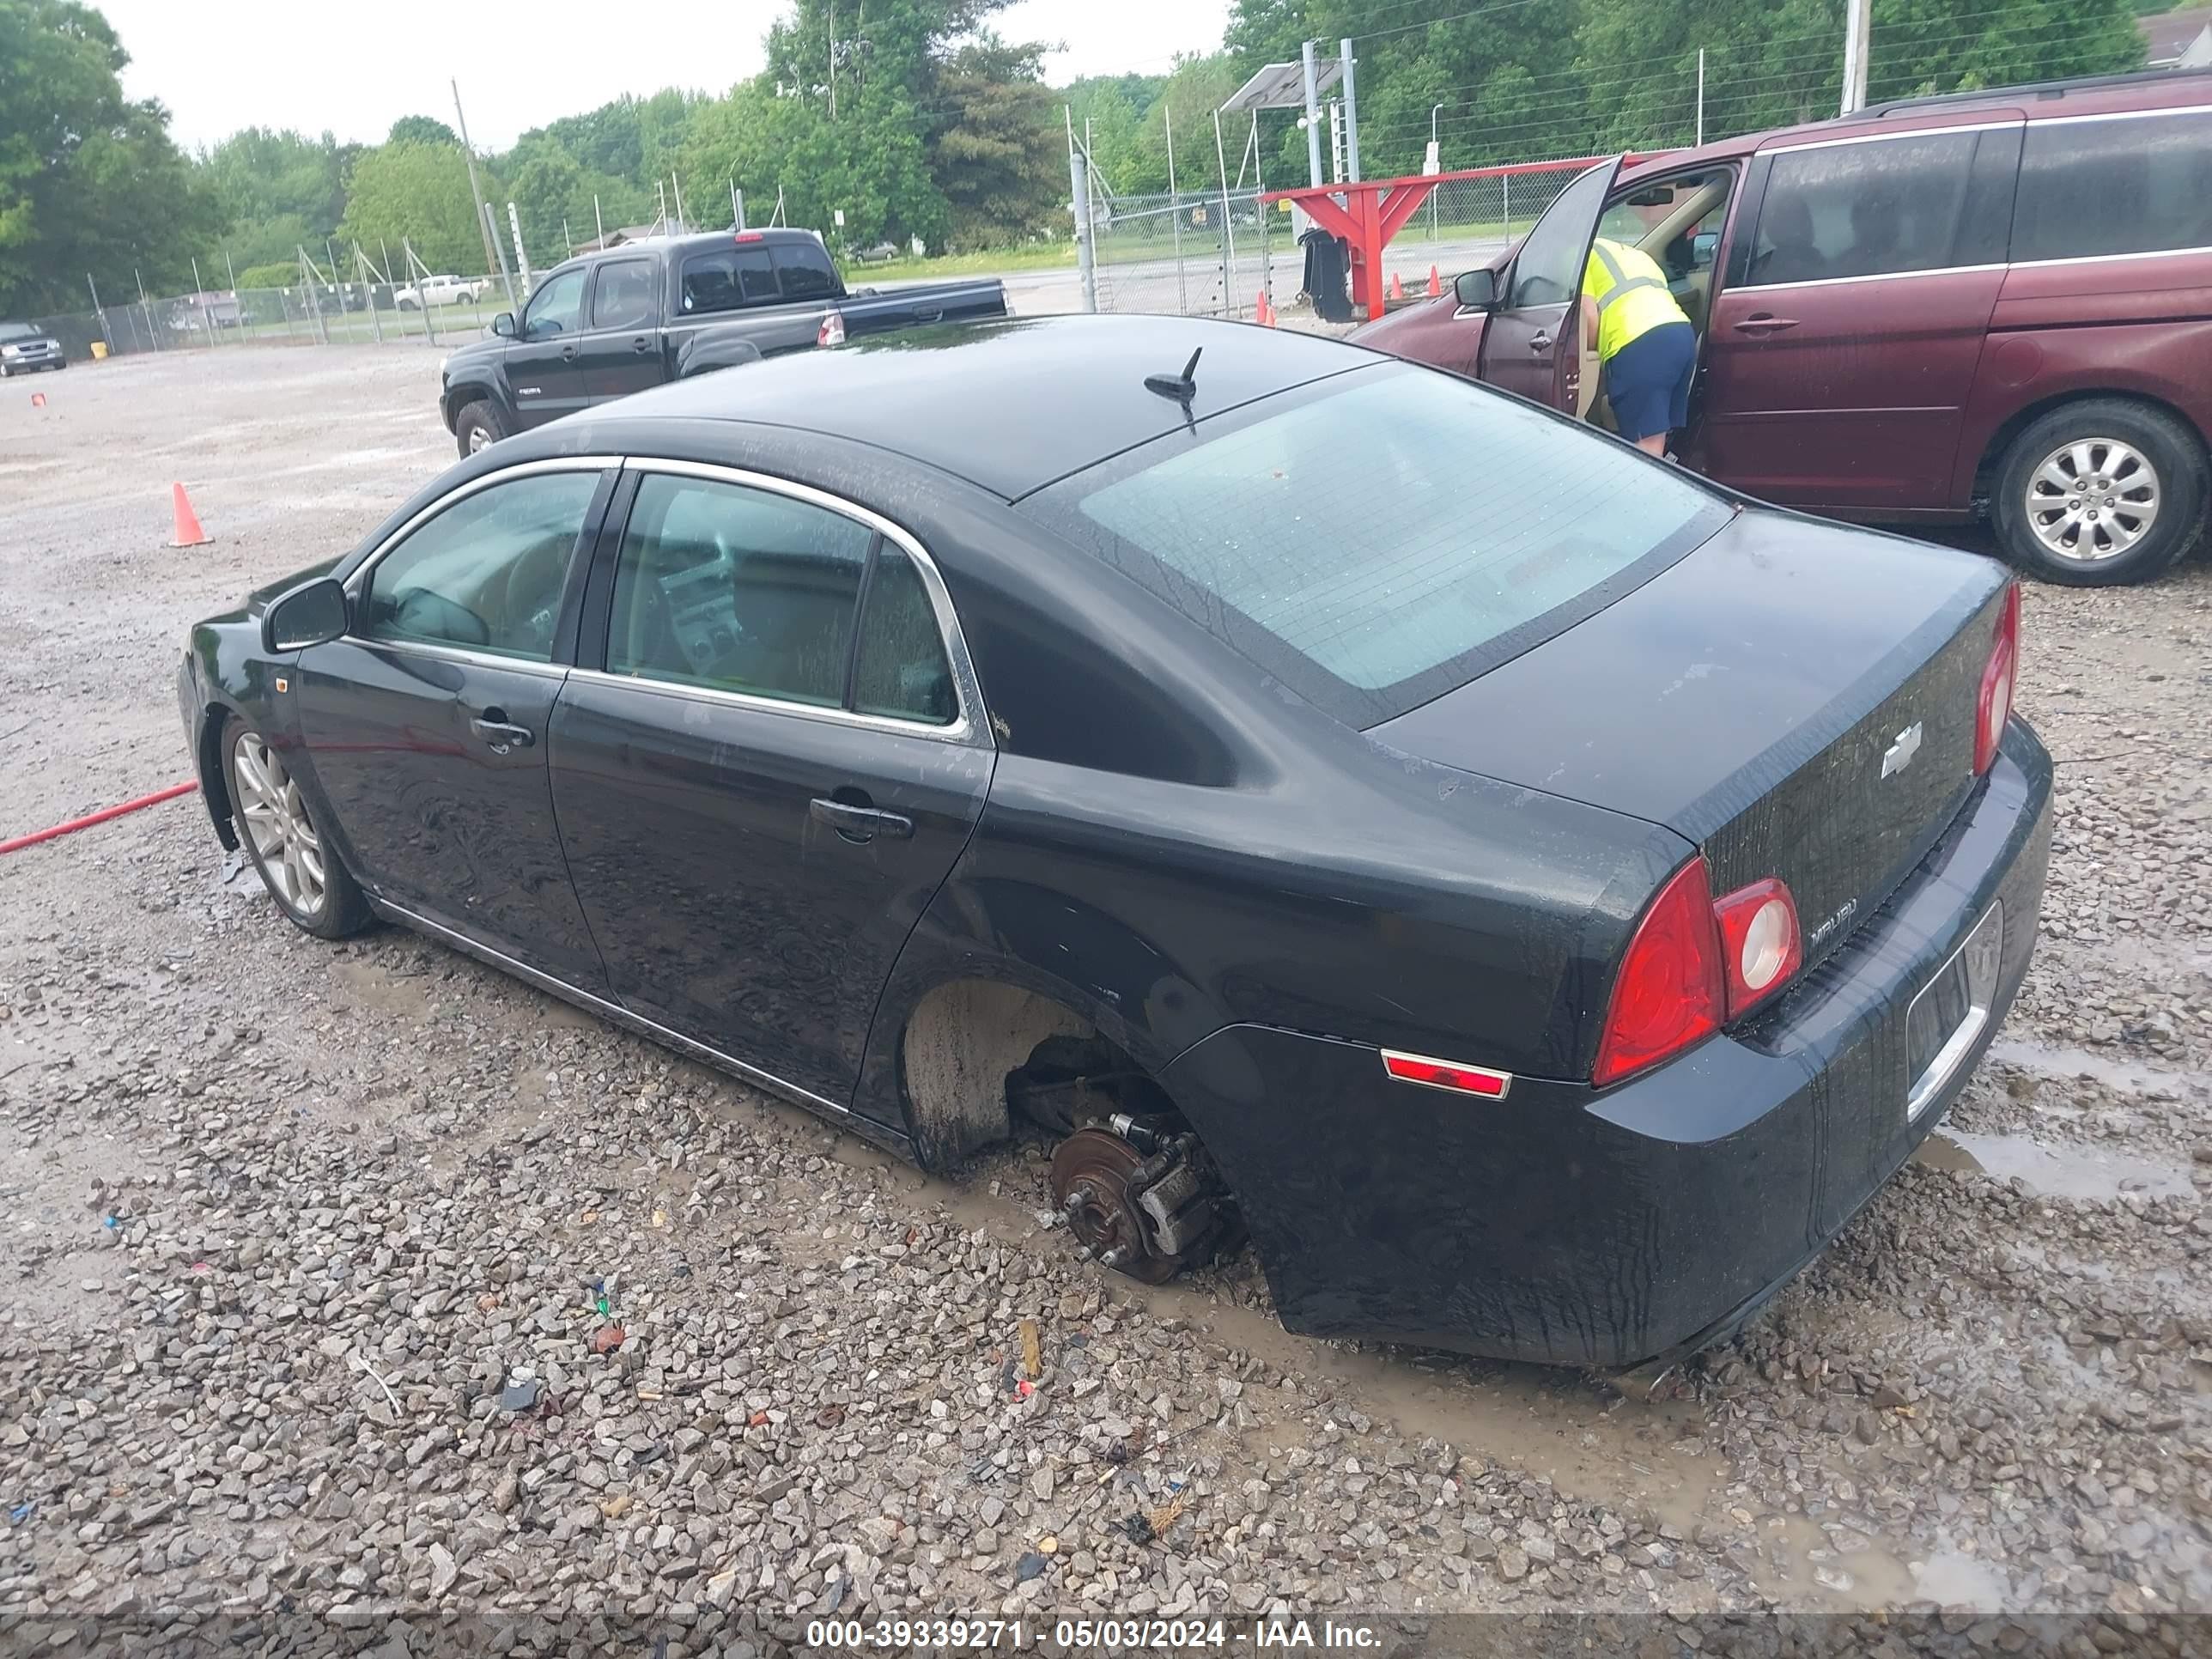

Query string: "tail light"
[[1712, 878, 1802, 1020], [1972, 582, 2020, 776], [817, 309, 847, 347], [1593, 861, 1805, 1086], [1594, 860, 1723, 1086]]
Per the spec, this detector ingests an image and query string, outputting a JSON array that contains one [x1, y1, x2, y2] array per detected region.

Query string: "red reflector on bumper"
[[1381, 1050, 1512, 1099]]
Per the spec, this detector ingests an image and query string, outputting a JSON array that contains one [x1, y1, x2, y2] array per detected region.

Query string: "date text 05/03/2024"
[[802, 1618, 1384, 1650]]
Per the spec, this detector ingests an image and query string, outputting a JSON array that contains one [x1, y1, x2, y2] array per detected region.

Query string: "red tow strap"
[[0, 781, 200, 856]]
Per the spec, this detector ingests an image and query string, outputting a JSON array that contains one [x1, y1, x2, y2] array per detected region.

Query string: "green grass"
[[842, 242, 1079, 283]]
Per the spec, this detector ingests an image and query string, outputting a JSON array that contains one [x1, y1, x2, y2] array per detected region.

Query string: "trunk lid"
[[1369, 508, 2008, 969]]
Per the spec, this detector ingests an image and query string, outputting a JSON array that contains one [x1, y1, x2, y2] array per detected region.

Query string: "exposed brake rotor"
[[1049, 1123, 1222, 1285]]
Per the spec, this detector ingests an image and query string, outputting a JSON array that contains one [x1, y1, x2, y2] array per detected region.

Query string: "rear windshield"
[[1027, 366, 1725, 726]]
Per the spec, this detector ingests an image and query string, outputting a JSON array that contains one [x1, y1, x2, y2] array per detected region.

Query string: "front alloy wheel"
[[2022, 437, 2160, 566], [224, 722, 369, 938], [231, 732, 326, 915]]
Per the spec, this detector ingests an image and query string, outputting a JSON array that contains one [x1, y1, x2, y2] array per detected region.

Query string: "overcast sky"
[[100, 0, 1232, 155]]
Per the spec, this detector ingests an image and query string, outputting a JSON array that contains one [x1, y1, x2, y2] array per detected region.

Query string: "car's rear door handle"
[[471, 716, 534, 750], [915, 308, 942, 325], [810, 797, 914, 842], [1733, 314, 1799, 333], [630, 336, 653, 353]]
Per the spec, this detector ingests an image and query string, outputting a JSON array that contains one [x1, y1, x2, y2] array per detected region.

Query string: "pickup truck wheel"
[[1992, 400, 2207, 586], [453, 399, 508, 459]]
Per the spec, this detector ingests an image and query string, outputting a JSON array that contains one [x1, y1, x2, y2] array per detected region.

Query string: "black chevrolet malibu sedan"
[[179, 316, 2051, 1369]]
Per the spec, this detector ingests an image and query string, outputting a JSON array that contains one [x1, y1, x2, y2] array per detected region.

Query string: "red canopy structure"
[[1262, 154, 1641, 322]]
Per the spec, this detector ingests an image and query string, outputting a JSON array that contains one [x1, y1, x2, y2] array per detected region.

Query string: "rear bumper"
[[1161, 720, 2053, 1368]]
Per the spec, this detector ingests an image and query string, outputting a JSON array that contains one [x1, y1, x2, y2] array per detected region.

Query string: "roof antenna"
[[1145, 347, 1202, 406]]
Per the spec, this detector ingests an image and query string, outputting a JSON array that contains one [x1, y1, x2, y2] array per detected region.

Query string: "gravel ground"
[[2, 348, 2209, 1654]]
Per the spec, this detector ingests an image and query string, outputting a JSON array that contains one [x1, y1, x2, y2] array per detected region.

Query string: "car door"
[[1698, 121, 2021, 512], [1476, 157, 1621, 410], [578, 257, 663, 405], [550, 463, 993, 1112], [504, 265, 592, 429], [292, 460, 617, 990]]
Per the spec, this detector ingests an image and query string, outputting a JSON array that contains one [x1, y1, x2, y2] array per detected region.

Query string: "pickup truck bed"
[[439, 228, 1007, 457]]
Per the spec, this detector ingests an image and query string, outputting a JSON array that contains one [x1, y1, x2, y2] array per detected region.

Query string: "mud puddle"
[[1984, 1036, 2194, 1099], [1916, 1126, 2195, 1200]]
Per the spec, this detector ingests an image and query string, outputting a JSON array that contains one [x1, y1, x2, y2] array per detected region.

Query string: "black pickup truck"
[[437, 228, 1006, 457]]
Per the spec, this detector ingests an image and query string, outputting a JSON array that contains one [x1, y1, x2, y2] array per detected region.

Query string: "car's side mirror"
[[491, 312, 517, 338], [1453, 269, 1496, 311], [264, 577, 349, 653]]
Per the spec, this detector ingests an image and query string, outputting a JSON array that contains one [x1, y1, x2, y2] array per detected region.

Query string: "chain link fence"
[[1085, 156, 1596, 323], [25, 272, 543, 363]]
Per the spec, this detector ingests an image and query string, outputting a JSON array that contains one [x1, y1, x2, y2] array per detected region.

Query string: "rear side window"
[[851, 551, 955, 724], [2012, 111, 2212, 264], [1030, 367, 1723, 726], [771, 242, 840, 300], [1747, 131, 1992, 286], [609, 475, 872, 706], [680, 246, 778, 313], [590, 260, 655, 330]]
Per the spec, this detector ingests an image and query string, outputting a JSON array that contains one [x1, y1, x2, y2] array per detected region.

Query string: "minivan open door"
[[1476, 157, 1623, 410]]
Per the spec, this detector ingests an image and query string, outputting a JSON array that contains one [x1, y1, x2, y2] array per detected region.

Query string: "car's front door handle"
[[560, 344, 578, 360], [915, 308, 942, 325], [471, 716, 534, 750], [1733, 314, 1799, 334], [810, 797, 915, 842], [630, 336, 653, 353], [1528, 330, 1553, 351]]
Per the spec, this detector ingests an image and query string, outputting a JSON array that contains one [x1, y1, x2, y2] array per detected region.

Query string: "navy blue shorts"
[[1606, 320, 1696, 441]]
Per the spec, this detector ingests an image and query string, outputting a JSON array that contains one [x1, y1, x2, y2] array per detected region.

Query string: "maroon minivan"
[[1352, 69, 2212, 586]]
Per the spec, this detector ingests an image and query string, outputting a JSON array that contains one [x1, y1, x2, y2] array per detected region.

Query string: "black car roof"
[[586, 314, 1378, 499]]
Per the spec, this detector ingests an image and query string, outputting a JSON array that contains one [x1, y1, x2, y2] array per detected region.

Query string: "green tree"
[[198, 126, 348, 269], [1, 0, 220, 313], [337, 141, 487, 273], [386, 114, 458, 147], [928, 35, 1062, 246]]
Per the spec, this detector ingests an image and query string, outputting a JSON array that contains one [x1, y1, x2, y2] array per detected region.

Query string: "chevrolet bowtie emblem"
[[1881, 721, 1923, 778]]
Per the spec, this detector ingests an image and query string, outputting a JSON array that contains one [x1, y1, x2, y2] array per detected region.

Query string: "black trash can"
[[1300, 228, 1352, 325]]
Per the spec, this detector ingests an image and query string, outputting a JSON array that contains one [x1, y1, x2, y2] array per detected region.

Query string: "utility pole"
[[1299, 40, 1324, 189], [452, 80, 501, 282], [1340, 38, 1361, 183], [1164, 104, 1186, 315], [482, 202, 520, 312], [1839, 0, 1871, 115], [1066, 107, 1096, 313]]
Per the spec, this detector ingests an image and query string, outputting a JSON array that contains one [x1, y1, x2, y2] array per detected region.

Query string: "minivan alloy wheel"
[[2024, 437, 2160, 563], [231, 733, 326, 914]]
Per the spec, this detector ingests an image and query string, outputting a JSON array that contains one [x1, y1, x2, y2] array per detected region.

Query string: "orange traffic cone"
[[1389, 272, 1406, 301], [169, 483, 211, 548], [1256, 291, 1275, 326], [1263, 292, 1279, 327], [1427, 264, 1443, 297]]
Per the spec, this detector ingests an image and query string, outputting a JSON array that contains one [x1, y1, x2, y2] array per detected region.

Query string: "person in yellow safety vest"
[[1580, 236, 1697, 459]]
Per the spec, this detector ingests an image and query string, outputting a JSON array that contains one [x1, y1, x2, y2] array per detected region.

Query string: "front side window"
[[1747, 131, 1987, 286], [680, 246, 778, 313], [590, 260, 655, 331], [2013, 111, 2212, 264], [608, 476, 874, 707], [524, 268, 587, 337], [1508, 161, 1616, 307], [362, 471, 600, 660], [1031, 366, 1722, 726]]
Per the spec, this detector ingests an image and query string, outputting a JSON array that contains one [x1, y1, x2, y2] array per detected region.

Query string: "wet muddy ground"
[[1, 348, 2208, 1648]]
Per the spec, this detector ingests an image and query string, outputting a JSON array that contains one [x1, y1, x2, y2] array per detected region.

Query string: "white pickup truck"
[[393, 274, 487, 309]]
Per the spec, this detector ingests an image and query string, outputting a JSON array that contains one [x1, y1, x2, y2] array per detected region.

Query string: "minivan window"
[[1033, 367, 1724, 726], [1508, 161, 1615, 307], [1747, 131, 1990, 286], [2012, 110, 2212, 264]]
